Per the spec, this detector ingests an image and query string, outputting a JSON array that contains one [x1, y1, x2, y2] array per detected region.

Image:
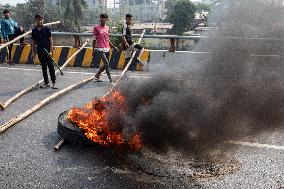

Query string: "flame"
[[67, 91, 143, 151]]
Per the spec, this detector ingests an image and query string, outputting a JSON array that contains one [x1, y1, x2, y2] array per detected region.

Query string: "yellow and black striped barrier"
[[0, 45, 150, 71]]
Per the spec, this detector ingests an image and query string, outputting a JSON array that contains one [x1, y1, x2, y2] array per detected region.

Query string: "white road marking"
[[0, 66, 192, 82], [250, 54, 281, 57], [0, 66, 152, 79], [229, 140, 284, 151]]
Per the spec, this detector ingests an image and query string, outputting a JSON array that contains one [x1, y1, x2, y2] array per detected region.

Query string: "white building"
[[85, 0, 108, 9], [119, 0, 167, 22]]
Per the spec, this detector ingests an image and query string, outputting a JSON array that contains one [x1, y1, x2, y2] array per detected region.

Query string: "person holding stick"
[[121, 13, 145, 71], [1, 10, 25, 64], [32, 14, 57, 89], [93, 14, 118, 83]]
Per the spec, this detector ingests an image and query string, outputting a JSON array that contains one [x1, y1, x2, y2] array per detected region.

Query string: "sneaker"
[[51, 83, 58, 89], [39, 83, 50, 88], [136, 58, 144, 66], [95, 73, 102, 82], [110, 81, 116, 87], [6, 60, 13, 65]]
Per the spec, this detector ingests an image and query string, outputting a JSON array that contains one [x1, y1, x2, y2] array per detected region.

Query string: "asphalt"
[[0, 64, 283, 189]]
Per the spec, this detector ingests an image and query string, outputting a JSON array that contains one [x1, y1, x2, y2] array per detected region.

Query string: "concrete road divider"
[[0, 45, 150, 71]]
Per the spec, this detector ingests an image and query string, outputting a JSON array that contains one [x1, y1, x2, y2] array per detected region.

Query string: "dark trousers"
[[7, 29, 25, 61], [38, 52, 56, 84], [96, 51, 112, 81], [7, 35, 14, 61]]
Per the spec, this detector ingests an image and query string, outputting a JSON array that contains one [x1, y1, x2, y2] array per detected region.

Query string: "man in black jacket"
[[31, 14, 57, 89]]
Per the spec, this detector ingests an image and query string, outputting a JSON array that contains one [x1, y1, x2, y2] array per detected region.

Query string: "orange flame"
[[67, 91, 143, 151]]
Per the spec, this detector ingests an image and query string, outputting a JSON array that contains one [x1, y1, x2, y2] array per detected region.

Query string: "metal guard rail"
[[50, 32, 282, 41]]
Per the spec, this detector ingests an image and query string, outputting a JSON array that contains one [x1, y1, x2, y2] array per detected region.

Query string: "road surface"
[[0, 64, 283, 189]]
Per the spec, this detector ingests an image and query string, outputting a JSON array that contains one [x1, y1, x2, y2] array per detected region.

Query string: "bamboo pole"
[[104, 29, 146, 97], [0, 21, 61, 50], [54, 30, 146, 150], [0, 39, 90, 111], [54, 139, 65, 151], [0, 75, 95, 134]]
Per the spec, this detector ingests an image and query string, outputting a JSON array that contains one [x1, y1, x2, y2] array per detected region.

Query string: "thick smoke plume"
[[114, 0, 284, 158]]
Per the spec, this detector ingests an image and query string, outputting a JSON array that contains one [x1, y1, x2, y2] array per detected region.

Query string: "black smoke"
[[114, 0, 284, 158]]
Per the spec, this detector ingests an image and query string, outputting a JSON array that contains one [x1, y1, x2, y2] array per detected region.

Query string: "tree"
[[61, 0, 87, 32], [195, 3, 211, 14], [165, 0, 178, 19], [166, 0, 196, 35], [195, 3, 210, 27], [2, 1, 60, 30], [0, 4, 14, 13]]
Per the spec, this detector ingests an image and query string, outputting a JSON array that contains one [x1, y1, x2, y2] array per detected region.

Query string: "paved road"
[[0, 65, 283, 189]]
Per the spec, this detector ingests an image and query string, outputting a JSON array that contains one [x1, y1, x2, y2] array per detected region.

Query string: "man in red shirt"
[[93, 14, 118, 83]]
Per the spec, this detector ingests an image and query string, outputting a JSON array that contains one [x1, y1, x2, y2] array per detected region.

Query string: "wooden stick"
[[54, 139, 65, 151], [0, 75, 95, 134], [0, 39, 90, 110], [5, 38, 10, 62], [55, 30, 146, 151], [0, 21, 61, 50], [104, 29, 146, 97], [0, 102, 4, 110]]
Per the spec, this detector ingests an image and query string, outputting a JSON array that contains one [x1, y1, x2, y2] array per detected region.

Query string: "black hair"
[[3, 10, 10, 14], [100, 14, 108, 19], [35, 14, 43, 19], [126, 13, 133, 18]]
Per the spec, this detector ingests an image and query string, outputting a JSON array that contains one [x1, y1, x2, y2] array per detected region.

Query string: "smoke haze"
[[113, 0, 284, 158]]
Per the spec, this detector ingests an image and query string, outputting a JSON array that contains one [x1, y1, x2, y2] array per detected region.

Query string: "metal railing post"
[[169, 38, 176, 52]]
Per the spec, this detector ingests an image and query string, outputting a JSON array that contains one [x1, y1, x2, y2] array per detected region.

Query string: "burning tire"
[[58, 111, 240, 180], [57, 111, 93, 145]]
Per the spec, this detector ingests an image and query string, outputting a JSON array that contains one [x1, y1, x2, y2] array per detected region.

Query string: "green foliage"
[[166, 0, 196, 35], [195, 3, 210, 27], [165, 0, 178, 19], [61, 0, 87, 32], [0, 4, 14, 12], [0, 1, 61, 30], [195, 3, 211, 13], [108, 7, 129, 48], [0, 0, 127, 38], [108, 18, 123, 48]]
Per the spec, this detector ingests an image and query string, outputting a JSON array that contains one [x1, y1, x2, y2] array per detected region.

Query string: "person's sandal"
[[51, 83, 58, 89], [39, 84, 50, 88], [6, 60, 13, 65], [95, 73, 103, 82]]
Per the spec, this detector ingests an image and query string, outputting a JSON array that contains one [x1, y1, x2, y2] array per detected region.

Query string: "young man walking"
[[93, 14, 118, 83], [121, 13, 145, 71], [32, 14, 57, 89], [1, 10, 25, 64]]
